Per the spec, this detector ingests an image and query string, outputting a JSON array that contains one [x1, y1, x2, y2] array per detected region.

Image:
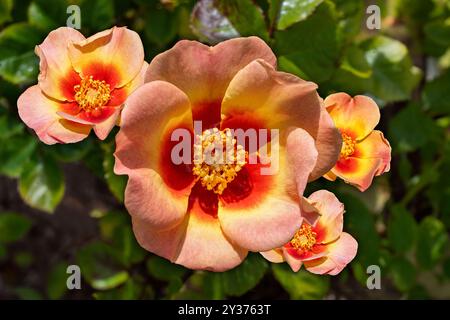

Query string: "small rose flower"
[[261, 190, 358, 275], [114, 37, 342, 271], [17, 27, 146, 144], [323, 93, 391, 191]]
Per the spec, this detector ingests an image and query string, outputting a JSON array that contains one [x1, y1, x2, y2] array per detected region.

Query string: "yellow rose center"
[[192, 128, 247, 195], [74, 76, 111, 111], [290, 224, 317, 251], [340, 133, 356, 158]]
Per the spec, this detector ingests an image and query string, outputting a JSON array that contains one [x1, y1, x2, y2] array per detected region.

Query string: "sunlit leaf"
[[272, 264, 330, 299], [275, 1, 340, 83], [0, 23, 44, 84], [76, 241, 129, 291], [276, 0, 324, 30], [18, 154, 65, 213], [416, 216, 448, 269]]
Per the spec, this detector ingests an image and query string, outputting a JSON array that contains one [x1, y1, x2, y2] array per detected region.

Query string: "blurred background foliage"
[[0, 0, 449, 300]]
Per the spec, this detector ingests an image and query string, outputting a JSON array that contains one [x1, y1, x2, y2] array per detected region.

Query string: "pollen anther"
[[192, 128, 247, 195], [290, 224, 317, 251], [340, 132, 356, 158], [74, 76, 111, 111]]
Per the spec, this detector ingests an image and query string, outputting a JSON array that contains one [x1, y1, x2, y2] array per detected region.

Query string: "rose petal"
[[35, 27, 84, 101], [260, 249, 285, 263], [114, 81, 194, 230], [145, 37, 276, 111], [308, 190, 344, 244], [17, 85, 91, 144], [218, 128, 318, 252], [93, 107, 121, 140], [332, 157, 383, 192], [108, 61, 148, 107], [304, 232, 358, 275], [132, 205, 247, 272], [354, 130, 391, 175], [221, 59, 340, 182], [324, 92, 380, 141], [69, 27, 144, 89]]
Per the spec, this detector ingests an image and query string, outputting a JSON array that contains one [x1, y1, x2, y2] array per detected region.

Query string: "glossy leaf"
[[272, 264, 330, 299], [18, 154, 65, 213]]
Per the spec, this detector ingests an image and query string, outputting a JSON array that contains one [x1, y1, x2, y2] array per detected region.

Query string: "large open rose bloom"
[[114, 37, 342, 271], [323, 93, 391, 191], [261, 190, 358, 275], [17, 27, 146, 144]]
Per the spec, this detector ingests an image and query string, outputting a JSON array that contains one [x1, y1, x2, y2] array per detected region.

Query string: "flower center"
[[74, 76, 111, 111], [192, 128, 247, 195], [290, 224, 317, 251], [340, 133, 356, 158]]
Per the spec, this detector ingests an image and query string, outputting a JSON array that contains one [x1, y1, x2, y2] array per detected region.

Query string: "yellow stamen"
[[290, 224, 317, 251], [192, 128, 247, 195], [340, 133, 356, 158], [74, 76, 111, 111]]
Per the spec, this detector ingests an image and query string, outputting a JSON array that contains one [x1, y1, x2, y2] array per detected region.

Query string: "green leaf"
[[78, 0, 115, 32], [144, 3, 180, 47], [339, 45, 372, 78], [98, 211, 146, 266], [416, 216, 448, 269], [215, 0, 269, 41], [47, 263, 68, 300], [387, 205, 418, 254], [272, 264, 330, 299], [0, 212, 32, 243], [388, 104, 439, 153], [45, 138, 92, 163], [93, 278, 153, 300], [339, 193, 381, 267], [0, 23, 44, 84], [18, 154, 65, 213], [423, 71, 450, 115], [113, 225, 147, 266], [0, 0, 13, 25], [0, 110, 24, 140], [77, 241, 129, 291], [389, 257, 416, 292], [275, 1, 340, 83], [172, 271, 223, 300], [102, 141, 126, 203], [425, 18, 450, 47], [172, 253, 268, 299], [333, 0, 364, 43], [359, 36, 422, 102], [0, 134, 37, 178], [28, 0, 68, 31], [276, 0, 324, 30], [424, 17, 450, 56], [146, 255, 188, 282], [219, 253, 268, 296]]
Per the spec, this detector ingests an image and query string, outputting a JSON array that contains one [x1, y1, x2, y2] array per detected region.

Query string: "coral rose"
[[323, 93, 391, 191], [261, 190, 358, 275], [17, 27, 146, 144], [114, 37, 342, 271]]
